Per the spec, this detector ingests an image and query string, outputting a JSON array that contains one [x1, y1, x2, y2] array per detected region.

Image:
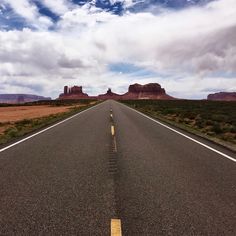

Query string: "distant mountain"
[[59, 83, 175, 100], [0, 94, 51, 104], [207, 92, 236, 101]]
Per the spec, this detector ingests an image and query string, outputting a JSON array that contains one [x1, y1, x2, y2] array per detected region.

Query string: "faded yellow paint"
[[111, 219, 122, 236], [111, 125, 115, 136]]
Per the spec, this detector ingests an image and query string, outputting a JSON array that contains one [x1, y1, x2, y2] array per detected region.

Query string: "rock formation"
[[58, 83, 175, 100], [207, 92, 236, 101], [59, 86, 89, 99], [0, 94, 51, 104], [97, 88, 122, 100], [122, 83, 173, 100]]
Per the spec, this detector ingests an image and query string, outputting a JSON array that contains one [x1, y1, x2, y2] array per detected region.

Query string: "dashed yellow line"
[[110, 111, 121, 236], [111, 219, 122, 236], [111, 125, 115, 136]]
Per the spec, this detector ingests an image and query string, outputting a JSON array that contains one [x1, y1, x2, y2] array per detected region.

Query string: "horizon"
[[1, 82, 235, 100], [0, 0, 236, 99]]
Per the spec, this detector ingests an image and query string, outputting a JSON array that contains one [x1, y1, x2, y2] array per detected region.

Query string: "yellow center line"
[[111, 125, 115, 136], [111, 219, 122, 236]]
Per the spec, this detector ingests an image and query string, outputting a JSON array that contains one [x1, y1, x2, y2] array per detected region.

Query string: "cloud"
[[40, 0, 73, 15], [161, 75, 236, 99], [82, 0, 236, 74], [109, 0, 135, 8], [0, 0, 236, 98], [57, 5, 117, 32], [1, 0, 53, 29]]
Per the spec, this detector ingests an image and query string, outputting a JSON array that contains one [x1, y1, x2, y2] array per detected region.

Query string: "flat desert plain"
[[0, 105, 79, 135], [0, 105, 74, 123]]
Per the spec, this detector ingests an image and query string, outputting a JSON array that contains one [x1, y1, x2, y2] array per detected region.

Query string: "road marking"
[[0, 103, 102, 153], [124, 104, 236, 163], [111, 219, 122, 236], [111, 125, 115, 136], [110, 113, 113, 118]]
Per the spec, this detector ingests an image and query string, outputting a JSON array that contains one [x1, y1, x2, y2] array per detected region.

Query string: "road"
[[0, 100, 235, 235]]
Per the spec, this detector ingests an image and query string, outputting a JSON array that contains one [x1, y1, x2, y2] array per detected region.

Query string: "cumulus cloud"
[[57, 5, 117, 32], [0, 0, 236, 98]]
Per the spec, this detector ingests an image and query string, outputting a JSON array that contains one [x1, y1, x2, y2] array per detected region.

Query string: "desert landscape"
[[0, 105, 75, 123], [0, 100, 97, 144], [59, 83, 175, 100], [1, 0, 236, 234], [122, 99, 236, 151], [0, 82, 235, 150]]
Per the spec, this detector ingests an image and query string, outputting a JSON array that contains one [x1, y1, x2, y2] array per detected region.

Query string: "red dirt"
[[0, 105, 73, 123]]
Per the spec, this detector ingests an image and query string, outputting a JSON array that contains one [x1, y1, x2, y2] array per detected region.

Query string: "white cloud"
[[40, 0, 73, 15], [0, 0, 236, 98], [161, 75, 236, 99], [57, 5, 116, 32], [1, 0, 53, 29]]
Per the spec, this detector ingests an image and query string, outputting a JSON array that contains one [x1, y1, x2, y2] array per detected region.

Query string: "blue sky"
[[0, 0, 212, 30], [0, 0, 235, 98]]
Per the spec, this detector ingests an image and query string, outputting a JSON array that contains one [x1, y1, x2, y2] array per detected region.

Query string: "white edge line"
[[122, 103, 236, 163], [0, 103, 102, 153]]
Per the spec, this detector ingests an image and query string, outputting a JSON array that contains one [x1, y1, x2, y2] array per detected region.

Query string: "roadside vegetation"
[[0, 100, 99, 145], [0, 99, 97, 107], [121, 100, 236, 151]]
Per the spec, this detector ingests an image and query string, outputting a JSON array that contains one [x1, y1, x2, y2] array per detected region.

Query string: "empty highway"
[[0, 100, 235, 235]]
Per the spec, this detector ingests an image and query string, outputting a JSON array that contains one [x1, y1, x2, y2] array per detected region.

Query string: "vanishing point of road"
[[0, 100, 235, 235]]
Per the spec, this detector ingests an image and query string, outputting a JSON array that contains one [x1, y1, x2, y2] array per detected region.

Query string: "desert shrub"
[[230, 126, 236, 133], [162, 108, 176, 115], [211, 123, 222, 134], [206, 120, 214, 125], [15, 119, 32, 126], [186, 113, 196, 120], [211, 114, 228, 122], [31, 119, 41, 127], [183, 118, 192, 124], [195, 121, 205, 129], [5, 127, 18, 138], [122, 99, 236, 146]]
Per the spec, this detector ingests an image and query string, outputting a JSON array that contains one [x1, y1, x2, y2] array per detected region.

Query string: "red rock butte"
[[59, 83, 175, 100], [60, 85, 89, 99], [207, 92, 236, 101]]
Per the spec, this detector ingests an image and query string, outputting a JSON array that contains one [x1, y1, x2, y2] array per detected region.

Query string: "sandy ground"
[[0, 105, 74, 123]]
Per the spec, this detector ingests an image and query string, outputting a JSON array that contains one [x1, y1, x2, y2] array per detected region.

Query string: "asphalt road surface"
[[0, 100, 235, 235]]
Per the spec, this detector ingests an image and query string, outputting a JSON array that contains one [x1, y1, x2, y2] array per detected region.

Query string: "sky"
[[0, 0, 236, 99]]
